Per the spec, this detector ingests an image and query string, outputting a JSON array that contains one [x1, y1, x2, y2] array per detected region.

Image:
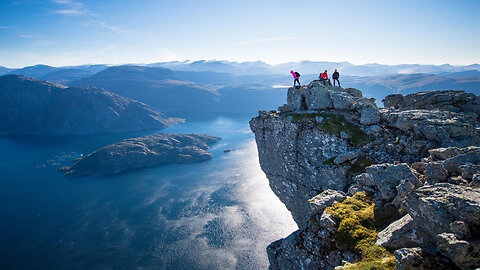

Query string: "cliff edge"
[[250, 80, 480, 269]]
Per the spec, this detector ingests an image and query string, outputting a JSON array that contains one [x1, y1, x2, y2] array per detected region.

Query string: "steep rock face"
[[65, 134, 221, 177], [250, 81, 480, 269], [250, 112, 351, 227], [0, 75, 181, 135]]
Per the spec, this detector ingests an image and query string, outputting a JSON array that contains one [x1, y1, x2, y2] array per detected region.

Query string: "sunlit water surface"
[[0, 115, 297, 270]]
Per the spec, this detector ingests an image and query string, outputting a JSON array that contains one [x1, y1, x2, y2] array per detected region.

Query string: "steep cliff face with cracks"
[[250, 80, 480, 269]]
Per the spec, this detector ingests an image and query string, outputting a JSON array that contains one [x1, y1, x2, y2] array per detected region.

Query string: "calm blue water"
[[0, 115, 297, 270]]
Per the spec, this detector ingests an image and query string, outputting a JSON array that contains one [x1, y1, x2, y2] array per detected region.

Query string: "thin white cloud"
[[238, 36, 297, 45], [51, 0, 88, 16], [98, 22, 132, 33], [19, 34, 42, 38], [0, 25, 13, 30]]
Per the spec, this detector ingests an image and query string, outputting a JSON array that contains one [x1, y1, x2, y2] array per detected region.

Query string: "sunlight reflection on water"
[[0, 116, 297, 270]]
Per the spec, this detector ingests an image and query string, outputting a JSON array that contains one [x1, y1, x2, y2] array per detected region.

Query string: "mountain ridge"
[[0, 75, 181, 135]]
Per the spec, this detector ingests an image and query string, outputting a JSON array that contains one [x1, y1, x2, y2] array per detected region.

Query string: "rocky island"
[[64, 134, 221, 177], [250, 80, 480, 269], [0, 75, 182, 135]]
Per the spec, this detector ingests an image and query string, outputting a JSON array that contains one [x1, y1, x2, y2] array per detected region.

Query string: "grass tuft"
[[326, 192, 395, 270]]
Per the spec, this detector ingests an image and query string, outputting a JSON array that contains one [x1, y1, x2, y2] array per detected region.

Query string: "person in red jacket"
[[319, 70, 331, 86], [290, 70, 301, 88]]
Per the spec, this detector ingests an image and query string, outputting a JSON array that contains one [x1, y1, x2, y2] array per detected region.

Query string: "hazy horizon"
[[2, 59, 480, 70]]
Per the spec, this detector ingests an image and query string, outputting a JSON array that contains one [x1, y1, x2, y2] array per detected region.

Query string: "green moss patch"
[[326, 192, 395, 270], [288, 112, 370, 147], [316, 114, 370, 147]]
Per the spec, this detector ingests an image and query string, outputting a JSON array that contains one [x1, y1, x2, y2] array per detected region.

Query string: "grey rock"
[[449, 221, 471, 240], [305, 86, 332, 110], [443, 152, 480, 175], [330, 91, 355, 110], [429, 147, 465, 160], [411, 162, 427, 174], [65, 134, 221, 177], [250, 114, 351, 227], [381, 109, 479, 145], [343, 87, 362, 98], [376, 214, 424, 250], [333, 151, 362, 165], [359, 104, 380, 125], [437, 233, 480, 270], [394, 247, 456, 270], [307, 189, 346, 216], [339, 131, 350, 140], [383, 94, 404, 108], [355, 163, 422, 206], [383, 90, 480, 120], [0, 75, 182, 135], [278, 103, 294, 113], [267, 212, 352, 270], [316, 116, 324, 123], [470, 174, 480, 188], [460, 164, 480, 180], [363, 124, 383, 135], [287, 86, 308, 110], [402, 183, 480, 247], [424, 162, 448, 184]]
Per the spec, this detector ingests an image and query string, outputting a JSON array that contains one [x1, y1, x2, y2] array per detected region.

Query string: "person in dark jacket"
[[333, 69, 340, 87]]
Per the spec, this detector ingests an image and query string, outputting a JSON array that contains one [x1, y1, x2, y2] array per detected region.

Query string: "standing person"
[[319, 70, 331, 86], [290, 70, 301, 88], [333, 69, 340, 87]]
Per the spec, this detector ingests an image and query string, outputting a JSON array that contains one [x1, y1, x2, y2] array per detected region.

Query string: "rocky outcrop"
[[394, 247, 456, 270], [0, 75, 181, 135], [383, 90, 480, 120], [250, 81, 480, 269], [267, 212, 353, 270], [64, 134, 221, 177]]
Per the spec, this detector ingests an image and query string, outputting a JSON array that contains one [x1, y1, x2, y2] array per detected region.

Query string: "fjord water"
[[0, 114, 297, 270]]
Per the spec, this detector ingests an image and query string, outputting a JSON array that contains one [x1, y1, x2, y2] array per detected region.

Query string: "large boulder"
[[307, 189, 346, 216], [305, 86, 332, 110], [376, 214, 425, 250], [437, 233, 480, 270], [287, 86, 308, 110], [394, 247, 456, 270], [354, 163, 422, 206], [330, 91, 355, 110], [402, 183, 480, 247]]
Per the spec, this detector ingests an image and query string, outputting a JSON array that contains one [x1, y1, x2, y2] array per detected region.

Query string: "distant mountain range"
[[69, 65, 287, 114], [3, 64, 109, 84], [0, 75, 181, 135], [4, 60, 480, 79], [2, 60, 479, 113]]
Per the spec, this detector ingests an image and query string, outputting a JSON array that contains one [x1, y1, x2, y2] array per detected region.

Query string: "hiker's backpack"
[[295, 72, 300, 78]]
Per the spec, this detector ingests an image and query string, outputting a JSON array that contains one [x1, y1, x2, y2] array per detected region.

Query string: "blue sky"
[[0, 0, 479, 68]]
